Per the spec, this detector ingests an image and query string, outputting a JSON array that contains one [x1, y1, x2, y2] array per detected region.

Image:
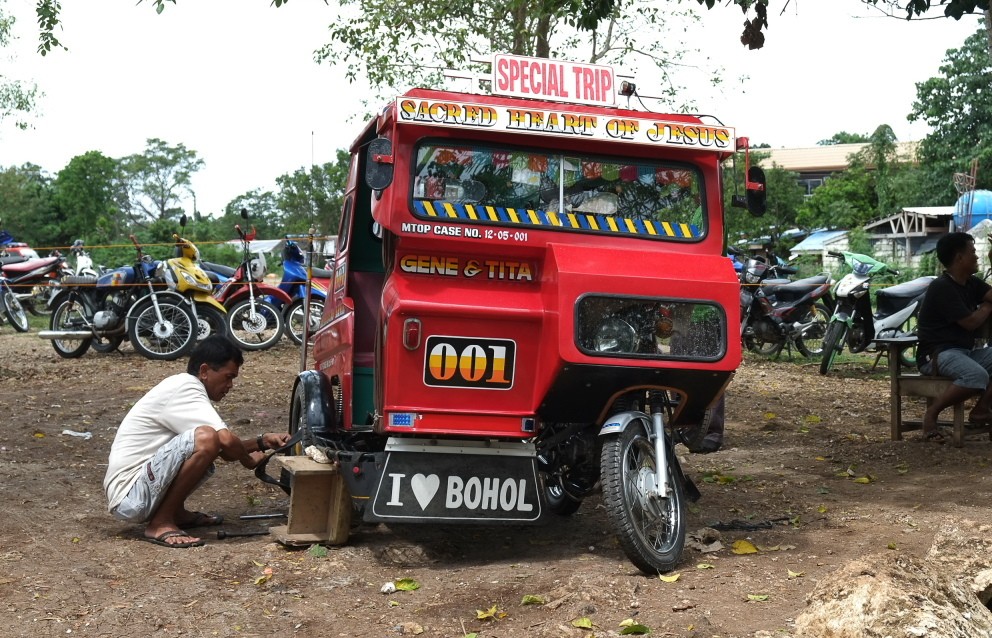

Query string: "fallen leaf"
[[732, 540, 758, 555], [887, 542, 898, 550], [696, 563, 715, 569], [521, 594, 545, 605], [308, 544, 328, 558], [620, 623, 651, 635], [853, 476, 872, 484], [763, 412, 777, 420], [747, 594, 769, 602], [804, 414, 822, 424], [817, 505, 828, 513], [395, 578, 420, 591], [477, 604, 499, 621], [787, 569, 804, 578], [571, 617, 594, 629], [659, 573, 680, 582]]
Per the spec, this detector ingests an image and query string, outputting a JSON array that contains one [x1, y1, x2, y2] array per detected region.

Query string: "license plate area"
[[368, 438, 542, 523]]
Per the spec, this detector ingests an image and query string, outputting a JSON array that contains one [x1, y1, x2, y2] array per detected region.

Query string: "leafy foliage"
[[908, 25, 992, 205], [119, 138, 204, 226], [0, 4, 38, 128], [818, 132, 870, 146]]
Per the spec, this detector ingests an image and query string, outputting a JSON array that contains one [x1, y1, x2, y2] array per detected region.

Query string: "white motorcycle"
[[70, 240, 100, 278], [819, 250, 934, 375]]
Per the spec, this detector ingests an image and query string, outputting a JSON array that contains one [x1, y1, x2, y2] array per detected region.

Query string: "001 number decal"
[[423, 336, 515, 389]]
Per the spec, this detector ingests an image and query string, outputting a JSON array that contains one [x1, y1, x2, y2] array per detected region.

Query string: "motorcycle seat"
[[876, 276, 936, 300], [761, 274, 830, 299], [0, 255, 29, 267], [62, 275, 98, 286], [1, 256, 60, 274], [201, 261, 237, 278]]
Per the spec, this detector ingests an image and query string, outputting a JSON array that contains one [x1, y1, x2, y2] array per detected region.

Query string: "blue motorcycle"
[[277, 239, 331, 345]]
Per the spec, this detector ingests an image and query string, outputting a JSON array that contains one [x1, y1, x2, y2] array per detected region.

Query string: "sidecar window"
[[410, 142, 705, 242]]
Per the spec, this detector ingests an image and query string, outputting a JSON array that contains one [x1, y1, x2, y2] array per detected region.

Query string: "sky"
[[0, 0, 984, 216]]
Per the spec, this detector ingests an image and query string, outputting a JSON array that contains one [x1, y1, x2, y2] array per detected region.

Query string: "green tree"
[[317, 0, 699, 98], [818, 132, 870, 146], [120, 138, 204, 226], [0, 163, 58, 248], [275, 150, 350, 238], [51, 151, 124, 245], [0, 4, 38, 129], [908, 25, 992, 205]]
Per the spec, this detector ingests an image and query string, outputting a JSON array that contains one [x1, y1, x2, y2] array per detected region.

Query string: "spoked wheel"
[[49, 293, 92, 358], [283, 298, 324, 346], [743, 333, 783, 357], [0, 282, 30, 332], [227, 299, 284, 350], [819, 321, 848, 375], [601, 420, 685, 574], [127, 296, 198, 361], [194, 304, 228, 341], [794, 303, 830, 357]]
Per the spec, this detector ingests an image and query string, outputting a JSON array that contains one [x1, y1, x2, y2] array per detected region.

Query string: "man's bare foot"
[[144, 525, 202, 547]]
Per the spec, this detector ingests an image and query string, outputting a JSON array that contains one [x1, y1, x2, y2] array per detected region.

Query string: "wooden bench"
[[879, 336, 992, 447]]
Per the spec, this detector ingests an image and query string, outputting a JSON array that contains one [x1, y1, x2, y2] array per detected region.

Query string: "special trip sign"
[[396, 97, 734, 153]]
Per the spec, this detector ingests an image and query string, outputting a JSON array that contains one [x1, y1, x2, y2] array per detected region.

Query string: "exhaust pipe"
[[37, 330, 93, 340]]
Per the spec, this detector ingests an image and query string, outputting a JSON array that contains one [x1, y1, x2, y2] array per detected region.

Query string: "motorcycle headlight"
[[593, 319, 637, 353]]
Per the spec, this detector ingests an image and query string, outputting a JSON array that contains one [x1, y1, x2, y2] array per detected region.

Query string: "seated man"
[[103, 335, 291, 547], [917, 232, 992, 443]]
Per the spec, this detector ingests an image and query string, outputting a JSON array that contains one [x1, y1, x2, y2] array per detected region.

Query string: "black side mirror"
[[179, 213, 188, 230], [746, 166, 767, 217], [366, 138, 394, 191], [240, 207, 249, 220]]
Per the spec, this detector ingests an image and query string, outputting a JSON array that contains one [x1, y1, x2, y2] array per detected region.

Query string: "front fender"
[[599, 410, 652, 436]]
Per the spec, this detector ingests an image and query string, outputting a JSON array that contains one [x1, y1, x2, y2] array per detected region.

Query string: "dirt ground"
[[2, 327, 991, 638]]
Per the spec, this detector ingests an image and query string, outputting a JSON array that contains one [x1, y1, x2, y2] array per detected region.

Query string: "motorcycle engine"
[[93, 310, 119, 329], [752, 318, 781, 342]]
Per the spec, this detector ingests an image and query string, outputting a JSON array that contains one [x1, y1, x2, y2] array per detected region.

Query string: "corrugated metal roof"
[[903, 206, 954, 217], [758, 141, 918, 173], [790, 229, 847, 252]]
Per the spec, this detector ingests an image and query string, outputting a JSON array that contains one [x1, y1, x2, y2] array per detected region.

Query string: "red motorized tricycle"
[[267, 54, 766, 574]]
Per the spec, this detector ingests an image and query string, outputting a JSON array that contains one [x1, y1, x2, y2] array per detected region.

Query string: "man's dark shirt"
[[917, 272, 991, 363]]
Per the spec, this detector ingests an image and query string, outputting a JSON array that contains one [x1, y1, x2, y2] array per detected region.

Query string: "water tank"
[[954, 189, 992, 230]]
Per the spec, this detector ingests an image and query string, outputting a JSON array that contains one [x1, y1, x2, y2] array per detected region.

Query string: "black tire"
[[544, 476, 583, 516], [819, 321, 848, 375], [601, 420, 685, 574], [0, 282, 30, 332], [194, 304, 228, 341], [283, 297, 324, 346], [897, 316, 919, 368], [48, 293, 92, 358], [742, 319, 783, 356], [227, 298, 284, 351], [127, 296, 197, 361], [794, 303, 830, 357], [90, 336, 124, 354]]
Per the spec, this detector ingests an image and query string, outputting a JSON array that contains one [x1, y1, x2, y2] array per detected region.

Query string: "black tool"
[[238, 513, 287, 520], [217, 529, 271, 539]]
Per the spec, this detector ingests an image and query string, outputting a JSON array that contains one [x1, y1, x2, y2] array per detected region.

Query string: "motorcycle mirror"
[[746, 166, 767, 217], [179, 213, 188, 230], [240, 208, 249, 220], [366, 137, 394, 192]]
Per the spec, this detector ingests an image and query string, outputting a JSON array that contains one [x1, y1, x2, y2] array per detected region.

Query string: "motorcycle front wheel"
[[283, 297, 324, 346], [819, 321, 849, 375], [794, 303, 830, 357], [0, 281, 30, 332], [227, 299, 284, 351], [49, 294, 92, 358], [601, 421, 685, 574], [127, 296, 197, 361]]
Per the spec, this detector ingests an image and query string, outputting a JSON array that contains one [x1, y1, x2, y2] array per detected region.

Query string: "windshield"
[[411, 143, 705, 241]]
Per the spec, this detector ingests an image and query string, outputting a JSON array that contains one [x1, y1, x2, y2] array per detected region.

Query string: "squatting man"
[[103, 335, 291, 547]]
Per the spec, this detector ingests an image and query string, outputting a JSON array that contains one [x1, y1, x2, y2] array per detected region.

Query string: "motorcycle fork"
[[650, 404, 671, 499]]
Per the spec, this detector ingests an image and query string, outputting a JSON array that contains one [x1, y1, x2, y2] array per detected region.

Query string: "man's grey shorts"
[[111, 429, 215, 523], [920, 347, 992, 390]]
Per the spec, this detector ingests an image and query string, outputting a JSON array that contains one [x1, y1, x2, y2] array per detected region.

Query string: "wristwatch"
[[256, 434, 266, 452]]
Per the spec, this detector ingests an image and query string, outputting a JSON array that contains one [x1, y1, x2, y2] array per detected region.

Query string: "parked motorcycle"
[[739, 257, 833, 357], [0, 273, 30, 332], [38, 235, 199, 361], [0, 249, 69, 316], [208, 209, 290, 350], [69, 240, 101, 278], [819, 250, 933, 375], [277, 238, 330, 346], [164, 216, 228, 342]]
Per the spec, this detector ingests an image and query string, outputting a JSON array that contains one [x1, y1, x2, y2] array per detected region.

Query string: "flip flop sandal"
[[923, 430, 947, 445], [144, 530, 205, 548], [184, 512, 224, 527]]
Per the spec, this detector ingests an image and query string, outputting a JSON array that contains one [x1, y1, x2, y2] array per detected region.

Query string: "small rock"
[[380, 582, 397, 594]]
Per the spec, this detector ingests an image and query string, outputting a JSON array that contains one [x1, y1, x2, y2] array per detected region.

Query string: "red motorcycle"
[[0, 248, 70, 317], [206, 211, 291, 350]]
